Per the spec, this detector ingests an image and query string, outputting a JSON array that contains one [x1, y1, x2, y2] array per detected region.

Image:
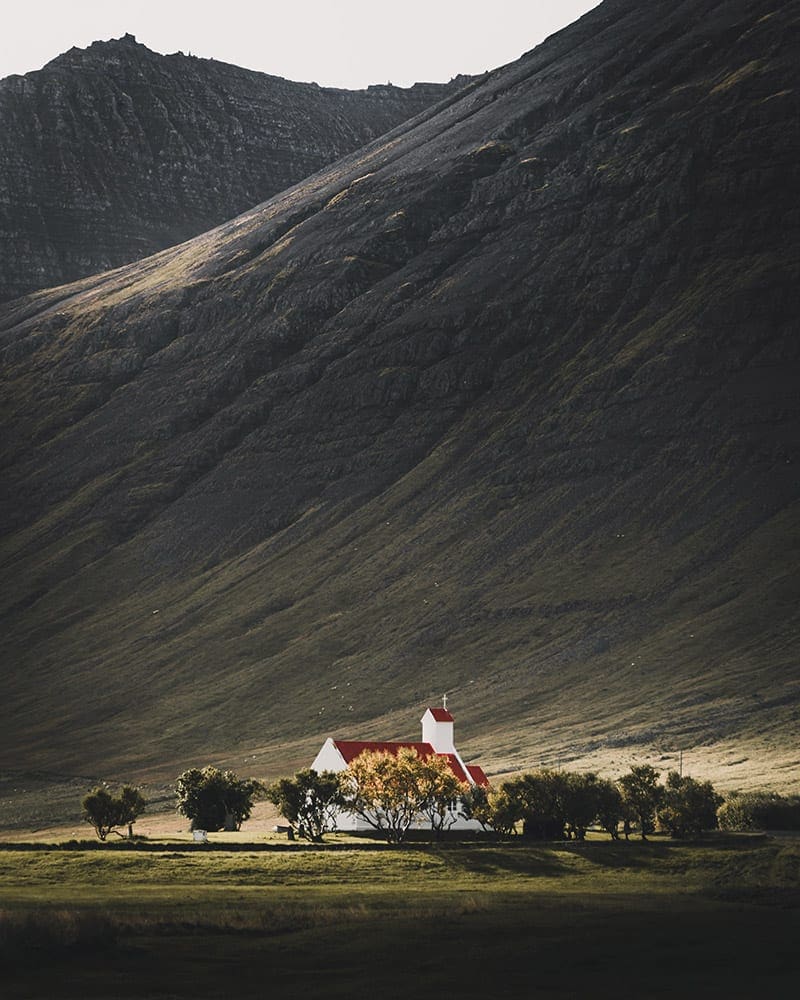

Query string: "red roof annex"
[[332, 739, 488, 786]]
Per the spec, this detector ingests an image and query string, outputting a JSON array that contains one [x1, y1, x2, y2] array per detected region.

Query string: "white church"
[[311, 702, 489, 832]]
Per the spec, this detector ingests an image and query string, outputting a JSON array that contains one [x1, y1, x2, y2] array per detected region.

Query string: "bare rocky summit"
[[0, 33, 465, 302], [0, 0, 798, 790]]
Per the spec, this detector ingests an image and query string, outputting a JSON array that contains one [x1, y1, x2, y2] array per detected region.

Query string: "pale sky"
[[1, 1, 601, 89]]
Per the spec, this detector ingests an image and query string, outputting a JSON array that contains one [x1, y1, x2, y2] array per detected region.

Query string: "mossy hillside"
[[1, 0, 798, 795]]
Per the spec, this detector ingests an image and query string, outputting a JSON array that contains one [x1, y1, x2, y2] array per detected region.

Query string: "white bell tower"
[[421, 697, 455, 753]]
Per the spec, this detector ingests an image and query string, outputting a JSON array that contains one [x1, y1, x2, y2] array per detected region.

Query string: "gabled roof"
[[332, 740, 472, 784], [426, 707, 454, 722]]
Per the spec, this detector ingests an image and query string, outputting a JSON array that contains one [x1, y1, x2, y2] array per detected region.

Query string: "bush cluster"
[[717, 791, 800, 831], [481, 765, 723, 841]]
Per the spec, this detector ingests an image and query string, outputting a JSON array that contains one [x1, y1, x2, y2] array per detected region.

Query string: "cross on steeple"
[[442, 693, 448, 711]]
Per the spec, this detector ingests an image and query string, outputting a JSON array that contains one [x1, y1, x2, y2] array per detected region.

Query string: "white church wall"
[[310, 738, 346, 774], [421, 709, 455, 753]]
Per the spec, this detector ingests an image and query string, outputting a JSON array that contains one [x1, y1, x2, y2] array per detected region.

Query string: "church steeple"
[[421, 703, 455, 753]]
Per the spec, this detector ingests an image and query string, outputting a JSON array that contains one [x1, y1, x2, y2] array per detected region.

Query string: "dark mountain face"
[[1, 0, 798, 789], [0, 34, 465, 302]]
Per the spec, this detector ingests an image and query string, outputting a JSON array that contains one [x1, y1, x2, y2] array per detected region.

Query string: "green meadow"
[[1, 835, 797, 998]]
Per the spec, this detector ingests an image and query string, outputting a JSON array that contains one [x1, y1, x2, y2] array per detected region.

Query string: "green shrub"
[[718, 792, 800, 831], [657, 772, 722, 838], [81, 785, 146, 841], [175, 766, 262, 832], [264, 769, 342, 842], [618, 765, 663, 840]]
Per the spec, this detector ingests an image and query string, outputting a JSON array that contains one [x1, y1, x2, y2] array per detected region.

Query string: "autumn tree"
[[338, 747, 465, 844], [618, 765, 663, 840], [485, 784, 524, 836], [415, 752, 468, 839], [175, 766, 262, 832], [265, 769, 342, 842]]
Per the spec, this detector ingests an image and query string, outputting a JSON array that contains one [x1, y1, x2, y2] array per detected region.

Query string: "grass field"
[[1, 834, 797, 998]]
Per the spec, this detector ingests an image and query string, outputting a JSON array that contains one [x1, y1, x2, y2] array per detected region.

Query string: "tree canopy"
[[594, 777, 625, 839], [459, 783, 493, 831], [476, 765, 723, 841], [414, 752, 466, 838], [338, 747, 468, 843], [618, 765, 663, 840], [486, 769, 600, 840], [175, 766, 262, 832], [485, 784, 523, 837], [81, 785, 146, 841], [265, 769, 342, 842], [658, 772, 723, 838]]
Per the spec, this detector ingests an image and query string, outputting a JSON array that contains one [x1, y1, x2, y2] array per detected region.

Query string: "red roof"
[[333, 740, 471, 784], [427, 707, 454, 722], [334, 740, 432, 763], [466, 764, 490, 787]]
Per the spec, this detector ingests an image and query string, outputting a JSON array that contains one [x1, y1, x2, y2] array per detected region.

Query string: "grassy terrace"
[[1, 835, 797, 998]]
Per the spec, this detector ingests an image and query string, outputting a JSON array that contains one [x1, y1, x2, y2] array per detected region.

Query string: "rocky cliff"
[[1, 0, 798, 791], [0, 34, 465, 302]]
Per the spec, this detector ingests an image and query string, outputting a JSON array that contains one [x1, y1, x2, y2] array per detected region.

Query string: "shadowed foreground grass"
[[0, 836, 797, 998]]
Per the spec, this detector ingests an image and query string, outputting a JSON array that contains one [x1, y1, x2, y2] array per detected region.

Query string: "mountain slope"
[[1, 0, 798, 793], [0, 34, 464, 302]]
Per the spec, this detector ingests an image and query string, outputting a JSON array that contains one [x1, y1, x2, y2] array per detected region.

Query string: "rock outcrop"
[[0, 0, 798, 784], [0, 34, 466, 301]]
